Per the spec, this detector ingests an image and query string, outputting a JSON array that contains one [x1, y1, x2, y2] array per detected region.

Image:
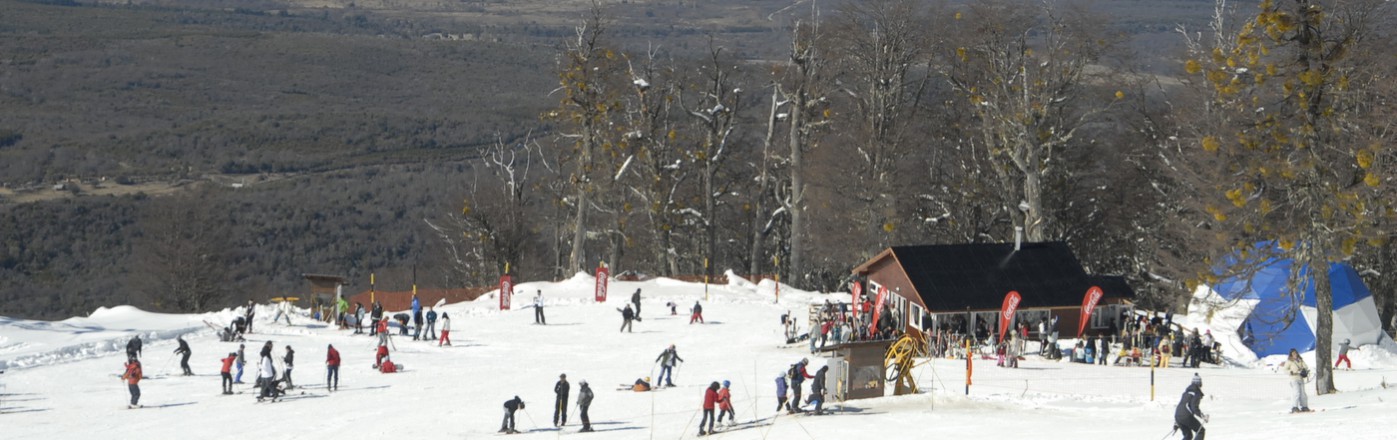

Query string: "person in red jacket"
[[374, 343, 389, 369], [380, 356, 398, 373], [122, 357, 143, 408], [326, 344, 341, 391], [716, 380, 735, 426], [220, 352, 237, 395], [699, 381, 720, 435]]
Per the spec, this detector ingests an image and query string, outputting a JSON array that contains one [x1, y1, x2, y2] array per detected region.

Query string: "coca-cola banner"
[[594, 265, 610, 302], [499, 275, 513, 311], [1077, 286, 1104, 338], [998, 291, 1022, 344]]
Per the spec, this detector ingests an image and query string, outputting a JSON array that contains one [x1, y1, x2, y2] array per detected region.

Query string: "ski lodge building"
[[849, 241, 1135, 340]]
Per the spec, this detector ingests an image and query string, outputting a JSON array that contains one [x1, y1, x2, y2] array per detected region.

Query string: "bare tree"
[[679, 39, 743, 281], [134, 192, 233, 312], [777, 8, 833, 285], [619, 47, 688, 276]]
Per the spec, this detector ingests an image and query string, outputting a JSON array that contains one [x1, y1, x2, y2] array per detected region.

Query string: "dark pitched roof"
[[886, 242, 1116, 311]]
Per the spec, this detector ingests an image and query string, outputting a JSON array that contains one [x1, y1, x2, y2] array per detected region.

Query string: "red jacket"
[[377, 345, 389, 357], [220, 355, 236, 373], [123, 361, 143, 385], [380, 360, 397, 373], [327, 347, 341, 367], [702, 387, 718, 410], [377, 319, 389, 334], [716, 388, 733, 411]]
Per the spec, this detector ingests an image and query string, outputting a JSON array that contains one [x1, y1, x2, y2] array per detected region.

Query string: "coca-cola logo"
[[1002, 296, 1020, 320]]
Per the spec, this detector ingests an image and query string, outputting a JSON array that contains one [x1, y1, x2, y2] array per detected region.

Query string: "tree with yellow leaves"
[[1181, 0, 1393, 394]]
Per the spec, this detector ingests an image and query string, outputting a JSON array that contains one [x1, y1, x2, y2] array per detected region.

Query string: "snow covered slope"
[[4, 274, 1397, 439]]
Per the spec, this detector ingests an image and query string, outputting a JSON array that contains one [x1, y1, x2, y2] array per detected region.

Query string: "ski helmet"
[[1191, 373, 1202, 387], [723, 380, 730, 388]]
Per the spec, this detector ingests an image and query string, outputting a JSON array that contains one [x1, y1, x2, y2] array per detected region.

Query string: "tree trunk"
[[1313, 256, 1336, 394], [705, 156, 717, 282], [787, 98, 805, 284], [749, 89, 779, 278], [568, 186, 588, 275]]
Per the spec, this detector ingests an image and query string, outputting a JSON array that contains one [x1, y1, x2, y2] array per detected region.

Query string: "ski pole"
[[1157, 425, 1178, 440], [520, 407, 540, 430]]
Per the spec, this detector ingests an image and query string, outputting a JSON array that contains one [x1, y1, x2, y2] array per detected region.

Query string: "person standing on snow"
[[411, 295, 423, 341], [1335, 338, 1355, 370], [788, 358, 814, 413], [370, 301, 383, 336], [716, 380, 735, 425], [631, 288, 643, 322], [126, 335, 143, 360], [353, 302, 366, 334], [257, 348, 277, 402], [376, 317, 391, 347], [577, 380, 595, 432], [808, 365, 829, 415], [220, 352, 237, 394], [553, 373, 570, 427], [326, 344, 340, 391], [699, 381, 720, 436], [234, 344, 247, 384], [1098, 333, 1110, 366], [655, 345, 684, 387], [619, 304, 636, 333], [282, 345, 296, 389], [245, 300, 257, 334], [439, 312, 452, 346], [534, 290, 547, 325], [424, 306, 438, 342], [1175, 373, 1208, 440], [174, 336, 193, 376], [122, 356, 143, 408], [1283, 348, 1311, 413], [500, 396, 525, 434], [775, 372, 789, 413], [690, 301, 705, 324]]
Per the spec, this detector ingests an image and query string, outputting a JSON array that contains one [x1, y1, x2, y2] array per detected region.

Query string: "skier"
[[379, 355, 398, 373], [326, 344, 340, 391], [174, 336, 193, 376], [424, 306, 438, 341], [1335, 338, 1354, 370], [500, 396, 525, 434], [439, 312, 452, 346], [411, 295, 423, 341], [282, 345, 295, 389], [554, 373, 570, 427], [122, 356, 143, 408], [655, 344, 684, 387], [126, 335, 142, 360], [577, 380, 594, 432], [245, 300, 256, 334], [788, 358, 814, 413], [690, 301, 704, 324], [219, 352, 236, 394], [699, 381, 720, 435], [257, 347, 277, 402], [273, 300, 293, 325], [808, 365, 828, 415], [534, 290, 547, 325], [353, 302, 365, 334], [1174, 373, 1208, 440], [370, 300, 383, 336], [619, 304, 635, 333], [396, 313, 410, 336], [775, 371, 789, 413], [631, 288, 643, 321], [377, 316, 391, 347], [668, 301, 677, 315], [1283, 348, 1311, 412], [1098, 333, 1110, 366], [234, 344, 247, 384], [716, 380, 735, 426]]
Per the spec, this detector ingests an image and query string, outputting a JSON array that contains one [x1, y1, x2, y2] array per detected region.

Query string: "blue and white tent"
[[1189, 255, 1390, 360]]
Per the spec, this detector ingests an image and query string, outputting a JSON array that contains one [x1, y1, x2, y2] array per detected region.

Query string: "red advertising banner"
[[499, 274, 513, 311], [1077, 286, 1104, 338], [851, 281, 864, 306], [870, 285, 889, 333], [998, 291, 1022, 344], [594, 266, 610, 302]]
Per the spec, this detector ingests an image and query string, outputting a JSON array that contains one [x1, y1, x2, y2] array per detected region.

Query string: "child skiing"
[[234, 344, 246, 384], [219, 352, 236, 394], [775, 372, 789, 413], [1336, 338, 1354, 370], [716, 380, 735, 426], [122, 357, 143, 408], [690, 301, 704, 324]]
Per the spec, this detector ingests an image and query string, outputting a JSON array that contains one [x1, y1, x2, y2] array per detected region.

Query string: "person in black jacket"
[[619, 304, 635, 333], [282, 345, 295, 389], [553, 373, 570, 427], [174, 336, 193, 376], [809, 365, 829, 415], [577, 381, 594, 432], [631, 289, 642, 322], [501, 396, 525, 434], [1175, 373, 1207, 440], [126, 336, 143, 360], [370, 301, 384, 336]]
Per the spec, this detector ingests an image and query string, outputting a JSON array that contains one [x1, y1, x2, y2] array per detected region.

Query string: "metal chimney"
[[1014, 226, 1023, 251]]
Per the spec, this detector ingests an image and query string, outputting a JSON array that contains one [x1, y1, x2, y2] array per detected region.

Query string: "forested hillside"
[[2, 0, 1395, 327]]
